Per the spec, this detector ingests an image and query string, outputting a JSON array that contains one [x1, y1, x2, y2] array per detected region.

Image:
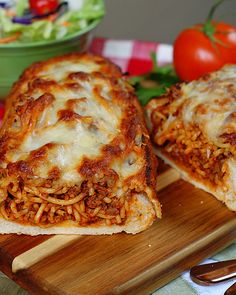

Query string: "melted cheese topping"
[[2, 55, 126, 185], [39, 60, 99, 82], [157, 65, 236, 148]]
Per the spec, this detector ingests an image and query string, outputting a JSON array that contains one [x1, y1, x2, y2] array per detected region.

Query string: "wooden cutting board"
[[0, 162, 235, 295]]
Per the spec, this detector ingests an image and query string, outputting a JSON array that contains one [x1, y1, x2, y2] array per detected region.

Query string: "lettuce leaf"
[[15, 0, 28, 17]]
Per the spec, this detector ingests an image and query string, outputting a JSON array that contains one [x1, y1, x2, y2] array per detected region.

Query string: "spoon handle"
[[190, 260, 236, 285], [225, 282, 236, 295]]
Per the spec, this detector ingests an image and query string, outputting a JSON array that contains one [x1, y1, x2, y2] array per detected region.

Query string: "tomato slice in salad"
[[29, 0, 59, 16]]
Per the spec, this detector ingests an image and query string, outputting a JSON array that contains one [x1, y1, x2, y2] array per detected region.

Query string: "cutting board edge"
[[111, 219, 236, 295], [6, 217, 236, 295]]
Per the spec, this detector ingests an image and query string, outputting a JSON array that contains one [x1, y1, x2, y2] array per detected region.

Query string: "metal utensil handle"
[[225, 282, 236, 295], [190, 260, 236, 285]]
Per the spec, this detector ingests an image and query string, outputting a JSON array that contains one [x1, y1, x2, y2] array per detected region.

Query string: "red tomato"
[[174, 22, 236, 81], [29, 0, 59, 16], [214, 22, 236, 63]]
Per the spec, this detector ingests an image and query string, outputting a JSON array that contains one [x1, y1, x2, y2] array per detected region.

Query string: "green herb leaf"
[[150, 51, 158, 72], [135, 87, 167, 106], [128, 55, 179, 106]]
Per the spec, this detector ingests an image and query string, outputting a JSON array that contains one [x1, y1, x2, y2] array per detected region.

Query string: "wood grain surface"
[[0, 163, 235, 295]]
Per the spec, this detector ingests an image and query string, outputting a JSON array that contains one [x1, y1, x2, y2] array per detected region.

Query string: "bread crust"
[[156, 149, 236, 211], [146, 65, 236, 212], [0, 193, 157, 235], [0, 53, 161, 234]]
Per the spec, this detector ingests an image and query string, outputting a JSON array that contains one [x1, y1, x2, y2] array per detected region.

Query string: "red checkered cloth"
[[90, 37, 173, 76], [0, 38, 173, 121]]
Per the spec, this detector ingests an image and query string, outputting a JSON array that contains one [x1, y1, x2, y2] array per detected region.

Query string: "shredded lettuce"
[[0, 9, 25, 36], [15, 0, 28, 17], [0, 0, 105, 43]]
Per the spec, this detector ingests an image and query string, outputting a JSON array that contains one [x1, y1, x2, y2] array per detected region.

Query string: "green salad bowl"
[[0, 19, 101, 99]]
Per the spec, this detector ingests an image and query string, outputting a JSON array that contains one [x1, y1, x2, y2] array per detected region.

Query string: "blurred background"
[[96, 0, 236, 44]]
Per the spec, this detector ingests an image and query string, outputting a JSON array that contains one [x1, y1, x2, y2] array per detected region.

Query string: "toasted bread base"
[[0, 193, 158, 235], [156, 149, 236, 212]]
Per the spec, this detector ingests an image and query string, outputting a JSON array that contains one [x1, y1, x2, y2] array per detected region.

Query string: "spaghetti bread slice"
[[146, 65, 236, 212], [0, 53, 161, 235]]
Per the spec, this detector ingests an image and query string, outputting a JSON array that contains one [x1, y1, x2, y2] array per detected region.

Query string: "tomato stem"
[[206, 0, 226, 24], [203, 0, 228, 38]]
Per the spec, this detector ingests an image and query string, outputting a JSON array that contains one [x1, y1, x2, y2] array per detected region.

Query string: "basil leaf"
[[129, 58, 179, 106], [136, 87, 167, 106]]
